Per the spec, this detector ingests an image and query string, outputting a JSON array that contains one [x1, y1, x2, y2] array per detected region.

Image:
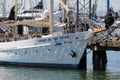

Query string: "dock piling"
[[78, 49, 87, 70], [93, 50, 107, 70]]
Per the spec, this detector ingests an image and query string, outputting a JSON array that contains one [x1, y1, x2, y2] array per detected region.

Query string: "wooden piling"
[[78, 50, 87, 70], [93, 50, 107, 70]]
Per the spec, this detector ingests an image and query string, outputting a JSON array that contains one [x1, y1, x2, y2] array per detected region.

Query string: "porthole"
[[36, 50, 38, 52], [48, 39, 51, 41], [15, 52, 17, 55], [25, 51, 27, 54], [48, 49, 50, 51]]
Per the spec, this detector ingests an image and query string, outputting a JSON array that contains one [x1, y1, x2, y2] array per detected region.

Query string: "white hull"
[[0, 31, 90, 68]]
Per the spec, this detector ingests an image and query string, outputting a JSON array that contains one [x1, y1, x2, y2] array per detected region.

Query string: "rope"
[[81, 49, 92, 57]]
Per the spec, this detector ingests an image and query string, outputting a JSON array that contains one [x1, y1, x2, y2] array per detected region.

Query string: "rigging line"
[[87, 49, 92, 55], [82, 49, 92, 57]]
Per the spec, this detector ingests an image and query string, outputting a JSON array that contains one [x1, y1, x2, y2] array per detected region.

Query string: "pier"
[[89, 37, 120, 70], [79, 37, 120, 70], [74, 0, 120, 70]]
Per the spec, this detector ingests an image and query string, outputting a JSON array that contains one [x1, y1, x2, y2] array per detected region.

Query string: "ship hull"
[[0, 31, 90, 69]]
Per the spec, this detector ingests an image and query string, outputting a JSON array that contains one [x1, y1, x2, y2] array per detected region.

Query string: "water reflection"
[[0, 66, 84, 80], [0, 51, 120, 80], [0, 66, 120, 80], [92, 71, 107, 80]]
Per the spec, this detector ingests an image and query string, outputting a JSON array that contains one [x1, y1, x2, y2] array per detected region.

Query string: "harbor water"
[[0, 0, 120, 80], [0, 51, 120, 80]]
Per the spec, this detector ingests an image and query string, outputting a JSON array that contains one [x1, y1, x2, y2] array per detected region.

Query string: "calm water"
[[0, 51, 120, 80], [0, 0, 120, 80]]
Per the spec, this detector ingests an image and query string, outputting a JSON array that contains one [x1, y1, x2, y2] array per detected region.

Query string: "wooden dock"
[[86, 37, 120, 70], [88, 37, 120, 51]]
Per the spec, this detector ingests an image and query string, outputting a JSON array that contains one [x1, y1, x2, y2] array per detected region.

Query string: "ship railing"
[[0, 27, 88, 42]]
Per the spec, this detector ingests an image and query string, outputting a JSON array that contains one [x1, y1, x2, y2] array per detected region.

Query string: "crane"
[[59, 1, 72, 27]]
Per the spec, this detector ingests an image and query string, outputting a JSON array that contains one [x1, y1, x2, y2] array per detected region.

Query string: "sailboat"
[[17, 0, 44, 20], [0, 0, 44, 21], [0, 0, 91, 69]]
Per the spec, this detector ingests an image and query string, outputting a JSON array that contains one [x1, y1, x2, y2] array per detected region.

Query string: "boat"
[[0, 0, 44, 21], [17, 0, 44, 20], [0, 0, 91, 69]]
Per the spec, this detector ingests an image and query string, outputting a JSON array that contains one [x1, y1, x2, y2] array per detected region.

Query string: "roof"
[[0, 18, 50, 27], [17, 19, 50, 27]]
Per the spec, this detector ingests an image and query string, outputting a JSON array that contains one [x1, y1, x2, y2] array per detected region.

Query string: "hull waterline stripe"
[[0, 61, 78, 68]]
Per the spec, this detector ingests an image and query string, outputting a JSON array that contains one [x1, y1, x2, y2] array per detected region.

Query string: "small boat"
[[17, 0, 44, 20], [0, 0, 91, 69], [0, 0, 44, 21]]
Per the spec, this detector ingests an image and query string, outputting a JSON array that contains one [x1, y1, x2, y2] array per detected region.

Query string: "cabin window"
[[38, 39, 47, 42], [42, 39, 47, 42], [59, 37, 64, 39], [25, 51, 27, 54], [53, 37, 58, 41], [15, 52, 17, 55], [36, 50, 38, 53], [38, 40, 41, 42], [64, 36, 69, 39], [48, 38, 51, 41], [40, 39, 46, 42]]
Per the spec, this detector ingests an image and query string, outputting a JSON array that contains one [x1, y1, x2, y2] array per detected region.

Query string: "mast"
[[2, 0, 6, 17], [89, 0, 91, 19], [76, 0, 79, 26], [63, 0, 66, 21], [92, 0, 97, 19], [13, 0, 17, 39], [49, 0, 54, 33], [14, 0, 17, 21], [107, 0, 110, 12]]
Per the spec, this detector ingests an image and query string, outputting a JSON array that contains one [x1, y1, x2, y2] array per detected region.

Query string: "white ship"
[[17, 0, 44, 20], [0, 0, 91, 69]]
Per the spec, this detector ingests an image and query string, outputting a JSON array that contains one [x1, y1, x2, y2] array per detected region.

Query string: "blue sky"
[[97, 0, 120, 11], [109, 0, 120, 11], [0, 0, 120, 15], [96, 0, 120, 16]]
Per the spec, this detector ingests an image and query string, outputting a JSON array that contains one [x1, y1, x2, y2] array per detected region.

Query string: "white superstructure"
[[0, 31, 90, 68], [0, 0, 92, 69]]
